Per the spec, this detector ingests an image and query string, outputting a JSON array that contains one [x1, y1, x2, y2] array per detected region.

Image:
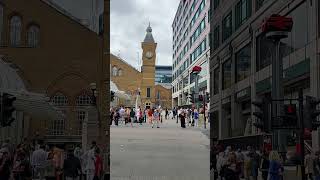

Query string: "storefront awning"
[[0, 88, 63, 120]]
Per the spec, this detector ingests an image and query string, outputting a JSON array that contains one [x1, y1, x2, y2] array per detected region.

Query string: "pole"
[[203, 94, 206, 129], [194, 72, 199, 110], [271, 39, 286, 155], [298, 89, 305, 180]]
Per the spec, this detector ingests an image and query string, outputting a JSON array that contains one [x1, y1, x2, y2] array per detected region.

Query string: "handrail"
[[304, 140, 313, 154]]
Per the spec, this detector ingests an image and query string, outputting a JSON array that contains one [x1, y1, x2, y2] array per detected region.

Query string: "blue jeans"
[[315, 176, 320, 180]]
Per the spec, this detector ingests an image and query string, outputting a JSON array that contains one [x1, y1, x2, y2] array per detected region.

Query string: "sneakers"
[[157, 127, 160, 128]]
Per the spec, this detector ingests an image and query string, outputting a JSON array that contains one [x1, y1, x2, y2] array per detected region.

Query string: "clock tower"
[[141, 23, 157, 109]]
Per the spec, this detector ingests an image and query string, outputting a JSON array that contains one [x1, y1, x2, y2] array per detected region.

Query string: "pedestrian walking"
[[268, 151, 284, 180], [306, 151, 315, 180], [31, 143, 48, 180], [165, 108, 168, 120], [44, 152, 56, 180], [152, 108, 160, 128], [179, 110, 186, 128], [0, 148, 12, 180], [64, 149, 82, 180], [147, 108, 153, 125], [224, 152, 240, 180], [93, 148, 103, 180], [81, 142, 97, 180], [130, 108, 135, 127], [12, 149, 32, 180], [313, 151, 320, 180], [260, 150, 270, 180], [193, 109, 199, 127]]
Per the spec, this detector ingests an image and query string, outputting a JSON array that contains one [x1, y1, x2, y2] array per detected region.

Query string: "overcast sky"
[[111, 0, 180, 69]]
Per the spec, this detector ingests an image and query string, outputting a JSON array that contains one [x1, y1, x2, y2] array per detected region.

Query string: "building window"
[[51, 110, 66, 135], [27, 25, 40, 47], [222, 59, 232, 90], [77, 111, 86, 135], [256, 0, 268, 11], [213, 25, 220, 50], [51, 93, 68, 106], [214, 67, 219, 95], [280, 1, 309, 58], [235, 44, 251, 82], [0, 5, 3, 46], [76, 94, 92, 106], [118, 68, 123, 76], [52, 119, 65, 135], [112, 66, 118, 76], [222, 12, 232, 42], [157, 91, 160, 99], [214, 0, 220, 10], [256, 34, 273, 71], [235, 0, 252, 30], [147, 87, 151, 98], [10, 16, 22, 47]]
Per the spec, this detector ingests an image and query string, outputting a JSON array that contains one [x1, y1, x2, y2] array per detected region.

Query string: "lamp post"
[[90, 83, 97, 105]]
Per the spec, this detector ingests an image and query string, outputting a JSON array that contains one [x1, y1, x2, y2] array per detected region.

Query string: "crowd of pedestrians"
[[109, 105, 170, 128], [0, 139, 105, 180], [171, 106, 208, 129], [211, 144, 285, 180]]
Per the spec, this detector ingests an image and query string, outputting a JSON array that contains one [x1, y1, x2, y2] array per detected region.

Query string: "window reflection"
[[280, 1, 308, 58], [236, 44, 251, 82], [222, 59, 232, 89]]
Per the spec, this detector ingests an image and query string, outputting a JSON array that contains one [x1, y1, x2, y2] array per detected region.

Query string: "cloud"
[[111, 0, 179, 69]]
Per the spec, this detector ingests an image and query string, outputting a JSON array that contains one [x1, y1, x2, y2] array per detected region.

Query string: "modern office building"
[[155, 65, 172, 86], [209, 0, 320, 148], [172, 0, 211, 108]]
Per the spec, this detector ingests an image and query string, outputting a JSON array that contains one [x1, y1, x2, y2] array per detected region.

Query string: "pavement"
[[110, 117, 210, 180]]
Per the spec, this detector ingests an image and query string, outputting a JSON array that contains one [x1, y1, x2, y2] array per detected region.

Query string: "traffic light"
[[206, 92, 210, 103], [111, 91, 115, 102], [282, 104, 298, 128], [1, 93, 16, 127], [188, 91, 195, 104], [198, 95, 204, 102], [305, 96, 320, 130], [252, 97, 270, 132]]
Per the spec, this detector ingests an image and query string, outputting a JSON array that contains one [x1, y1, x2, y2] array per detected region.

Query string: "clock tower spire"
[[140, 23, 157, 109]]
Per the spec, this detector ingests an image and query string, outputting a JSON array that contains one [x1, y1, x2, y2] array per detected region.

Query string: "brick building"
[[0, 0, 107, 146]]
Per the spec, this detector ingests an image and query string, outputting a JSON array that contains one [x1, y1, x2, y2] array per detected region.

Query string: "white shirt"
[[31, 148, 48, 168], [82, 148, 96, 171]]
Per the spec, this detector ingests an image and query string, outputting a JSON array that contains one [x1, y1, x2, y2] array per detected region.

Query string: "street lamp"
[[90, 83, 97, 105]]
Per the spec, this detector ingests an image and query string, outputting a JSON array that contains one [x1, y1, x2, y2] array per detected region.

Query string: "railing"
[[304, 140, 313, 154]]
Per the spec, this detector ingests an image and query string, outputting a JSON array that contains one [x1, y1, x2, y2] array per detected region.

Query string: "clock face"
[[145, 51, 153, 59]]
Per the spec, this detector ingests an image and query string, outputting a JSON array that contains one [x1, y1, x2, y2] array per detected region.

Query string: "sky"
[[110, 0, 180, 69]]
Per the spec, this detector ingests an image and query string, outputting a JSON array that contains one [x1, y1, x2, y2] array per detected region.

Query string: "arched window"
[[10, 16, 22, 47], [112, 66, 118, 76], [76, 94, 92, 106], [0, 5, 3, 45], [51, 93, 68, 106], [27, 25, 40, 47], [118, 68, 123, 76]]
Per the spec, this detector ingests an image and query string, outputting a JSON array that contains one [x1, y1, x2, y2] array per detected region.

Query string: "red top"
[[94, 155, 103, 176]]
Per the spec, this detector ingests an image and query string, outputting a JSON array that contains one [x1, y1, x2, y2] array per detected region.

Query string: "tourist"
[[268, 151, 284, 180], [179, 110, 186, 128], [64, 149, 82, 180], [82, 142, 97, 180], [260, 150, 270, 180], [31, 143, 48, 180], [44, 152, 56, 180], [193, 109, 199, 127], [130, 107, 135, 127], [93, 148, 103, 180], [12, 148, 32, 180], [0, 148, 12, 180], [152, 108, 160, 128]]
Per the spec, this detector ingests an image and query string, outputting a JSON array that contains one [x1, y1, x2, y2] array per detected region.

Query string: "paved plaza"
[[110, 118, 210, 180]]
